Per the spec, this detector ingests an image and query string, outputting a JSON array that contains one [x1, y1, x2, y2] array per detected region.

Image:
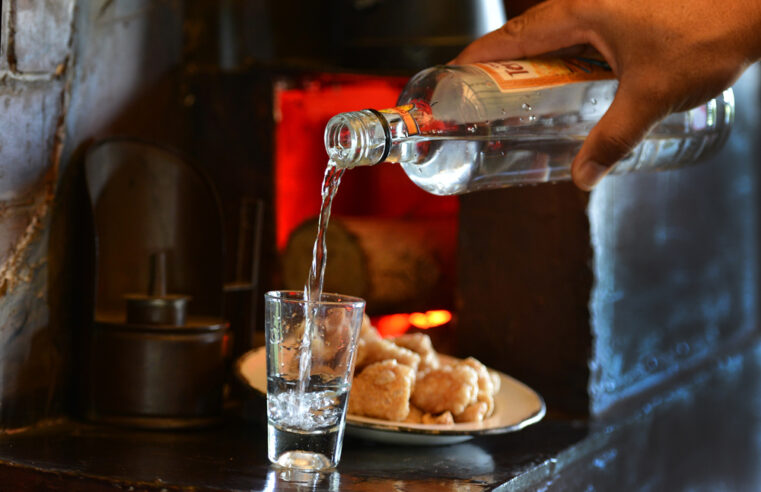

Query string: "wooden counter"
[[0, 417, 586, 491], [2, 336, 760, 491]]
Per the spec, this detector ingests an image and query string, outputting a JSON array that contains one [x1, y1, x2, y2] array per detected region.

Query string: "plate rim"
[[235, 346, 546, 437]]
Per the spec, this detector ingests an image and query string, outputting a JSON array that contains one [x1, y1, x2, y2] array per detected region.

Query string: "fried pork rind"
[[392, 333, 439, 372], [454, 401, 489, 423], [348, 315, 502, 425], [477, 392, 495, 418], [422, 411, 454, 425], [354, 317, 377, 370], [354, 315, 406, 370], [461, 357, 494, 394], [360, 314, 382, 342], [411, 364, 478, 415], [403, 405, 424, 424], [459, 357, 496, 416], [490, 370, 501, 394], [349, 360, 415, 421], [355, 338, 421, 372]]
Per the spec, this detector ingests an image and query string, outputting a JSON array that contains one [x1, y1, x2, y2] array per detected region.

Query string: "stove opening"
[[274, 74, 459, 317]]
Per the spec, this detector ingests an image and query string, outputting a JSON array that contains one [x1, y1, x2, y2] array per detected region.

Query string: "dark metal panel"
[[588, 64, 761, 414], [505, 337, 761, 491]]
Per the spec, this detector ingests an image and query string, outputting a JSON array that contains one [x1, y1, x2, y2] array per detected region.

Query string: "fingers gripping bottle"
[[324, 57, 734, 195]]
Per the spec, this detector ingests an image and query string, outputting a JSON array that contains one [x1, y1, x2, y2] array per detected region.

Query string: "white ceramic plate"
[[237, 347, 545, 445]]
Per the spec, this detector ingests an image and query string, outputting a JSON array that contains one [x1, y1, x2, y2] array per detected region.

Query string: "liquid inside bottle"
[[324, 58, 734, 195]]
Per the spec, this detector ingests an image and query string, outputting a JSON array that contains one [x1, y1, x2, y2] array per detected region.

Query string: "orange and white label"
[[473, 57, 614, 92], [380, 104, 419, 136]]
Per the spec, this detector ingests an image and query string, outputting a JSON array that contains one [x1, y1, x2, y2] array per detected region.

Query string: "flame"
[[410, 310, 452, 329], [374, 310, 452, 338]]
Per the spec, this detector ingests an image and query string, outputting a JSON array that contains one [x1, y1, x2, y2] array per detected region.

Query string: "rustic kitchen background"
[[0, 0, 760, 489]]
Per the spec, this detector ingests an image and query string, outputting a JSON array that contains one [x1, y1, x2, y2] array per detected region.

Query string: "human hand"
[[453, 0, 761, 190]]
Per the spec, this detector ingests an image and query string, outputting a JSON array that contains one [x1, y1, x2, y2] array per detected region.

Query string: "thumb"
[[571, 86, 666, 190]]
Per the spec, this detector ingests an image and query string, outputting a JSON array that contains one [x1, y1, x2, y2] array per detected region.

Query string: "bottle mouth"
[[324, 110, 390, 168], [325, 114, 359, 165]]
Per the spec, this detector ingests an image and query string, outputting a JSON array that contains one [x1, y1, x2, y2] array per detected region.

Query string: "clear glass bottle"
[[324, 57, 734, 195]]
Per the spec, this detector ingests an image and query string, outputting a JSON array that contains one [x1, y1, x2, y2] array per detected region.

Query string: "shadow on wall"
[[48, 70, 191, 425], [47, 7, 277, 423]]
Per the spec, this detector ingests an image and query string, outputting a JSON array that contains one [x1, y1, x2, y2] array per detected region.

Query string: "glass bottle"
[[324, 57, 734, 195]]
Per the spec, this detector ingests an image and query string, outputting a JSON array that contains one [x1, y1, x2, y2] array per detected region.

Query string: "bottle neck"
[[324, 110, 390, 168]]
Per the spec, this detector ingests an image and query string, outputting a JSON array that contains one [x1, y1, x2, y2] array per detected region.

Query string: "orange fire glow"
[[374, 310, 453, 338], [273, 74, 459, 251], [409, 310, 452, 328]]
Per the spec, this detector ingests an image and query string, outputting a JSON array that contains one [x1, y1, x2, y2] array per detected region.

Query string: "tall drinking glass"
[[265, 290, 365, 471]]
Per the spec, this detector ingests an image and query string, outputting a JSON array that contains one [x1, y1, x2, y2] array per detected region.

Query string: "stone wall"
[[0, 0, 184, 430]]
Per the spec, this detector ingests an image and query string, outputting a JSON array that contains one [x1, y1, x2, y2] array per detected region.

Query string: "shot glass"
[[265, 290, 365, 471]]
